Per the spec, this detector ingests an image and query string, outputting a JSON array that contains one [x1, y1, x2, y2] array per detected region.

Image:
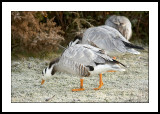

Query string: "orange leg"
[[113, 56, 116, 60], [107, 70, 116, 72], [94, 73, 104, 90], [72, 79, 85, 92]]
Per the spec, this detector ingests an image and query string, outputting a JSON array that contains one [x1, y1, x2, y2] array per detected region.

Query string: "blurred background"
[[11, 11, 149, 59]]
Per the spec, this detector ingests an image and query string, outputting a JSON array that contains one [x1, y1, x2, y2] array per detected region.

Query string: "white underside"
[[127, 48, 140, 55], [90, 64, 125, 75]]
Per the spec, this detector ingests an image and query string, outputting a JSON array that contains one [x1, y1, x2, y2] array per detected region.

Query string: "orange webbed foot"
[[72, 79, 84, 92], [72, 88, 85, 92], [94, 82, 103, 90], [94, 74, 104, 90]]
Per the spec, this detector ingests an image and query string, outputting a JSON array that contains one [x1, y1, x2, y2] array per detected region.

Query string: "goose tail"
[[110, 64, 126, 72], [122, 41, 144, 50], [127, 48, 141, 55]]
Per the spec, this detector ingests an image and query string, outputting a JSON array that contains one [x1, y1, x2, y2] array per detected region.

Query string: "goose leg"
[[107, 70, 116, 72], [94, 73, 104, 90], [72, 79, 85, 92], [113, 56, 116, 60]]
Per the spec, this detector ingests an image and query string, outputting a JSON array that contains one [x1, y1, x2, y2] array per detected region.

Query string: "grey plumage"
[[81, 25, 143, 56], [57, 44, 113, 70], [42, 44, 125, 80], [41, 43, 126, 91], [105, 15, 132, 41]]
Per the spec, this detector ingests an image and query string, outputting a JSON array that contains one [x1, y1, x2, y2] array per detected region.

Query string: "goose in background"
[[105, 15, 132, 41], [41, 43, 126, 91], [74, 25, 144, 59]]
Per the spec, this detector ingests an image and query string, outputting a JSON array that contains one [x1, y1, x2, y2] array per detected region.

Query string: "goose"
[[105, 15, 132, 41], [74, 25, 144, 58], [41, 43, 126, 91]]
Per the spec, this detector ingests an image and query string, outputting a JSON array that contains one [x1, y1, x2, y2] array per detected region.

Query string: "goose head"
[[105, 15, 132, 40], [41, 57, 60, 85], [41, 65, 56, 85]]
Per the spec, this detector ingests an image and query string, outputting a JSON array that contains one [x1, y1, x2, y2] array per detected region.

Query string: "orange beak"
[[41, 79, 45, 85]]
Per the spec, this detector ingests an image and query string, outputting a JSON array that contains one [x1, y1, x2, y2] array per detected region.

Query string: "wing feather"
[[61, 44, 113, 67], [82, 25, 129, 54]]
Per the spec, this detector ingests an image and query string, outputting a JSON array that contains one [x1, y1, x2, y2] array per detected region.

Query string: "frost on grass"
[[11, 47, 149, 103]]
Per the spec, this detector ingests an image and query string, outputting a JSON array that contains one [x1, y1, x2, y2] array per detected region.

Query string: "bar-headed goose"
[[74, 25, 144, 58], [105, 15, 132, 41], [41, 43, 126, 91]]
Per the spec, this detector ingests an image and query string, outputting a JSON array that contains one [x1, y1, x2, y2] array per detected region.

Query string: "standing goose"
[[74, 25, 144, 58], [105, 15, 132, 41], [41, 43, 126, 91]]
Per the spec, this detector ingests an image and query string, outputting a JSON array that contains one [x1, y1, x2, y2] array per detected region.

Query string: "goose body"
[[57, 44, 125, 75], [41, 43, 126, 91], [80, 25, 144, 56]]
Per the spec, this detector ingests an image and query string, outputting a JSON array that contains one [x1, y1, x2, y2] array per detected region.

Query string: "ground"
[[11, 46, 148, 103]]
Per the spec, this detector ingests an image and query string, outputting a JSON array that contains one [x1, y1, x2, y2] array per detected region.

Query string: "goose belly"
[[90, 64, 112, 75], [90, 64, 125, 75]]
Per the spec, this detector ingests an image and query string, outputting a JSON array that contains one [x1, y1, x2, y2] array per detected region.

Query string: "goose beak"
[[41, 79, 45, 85]]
